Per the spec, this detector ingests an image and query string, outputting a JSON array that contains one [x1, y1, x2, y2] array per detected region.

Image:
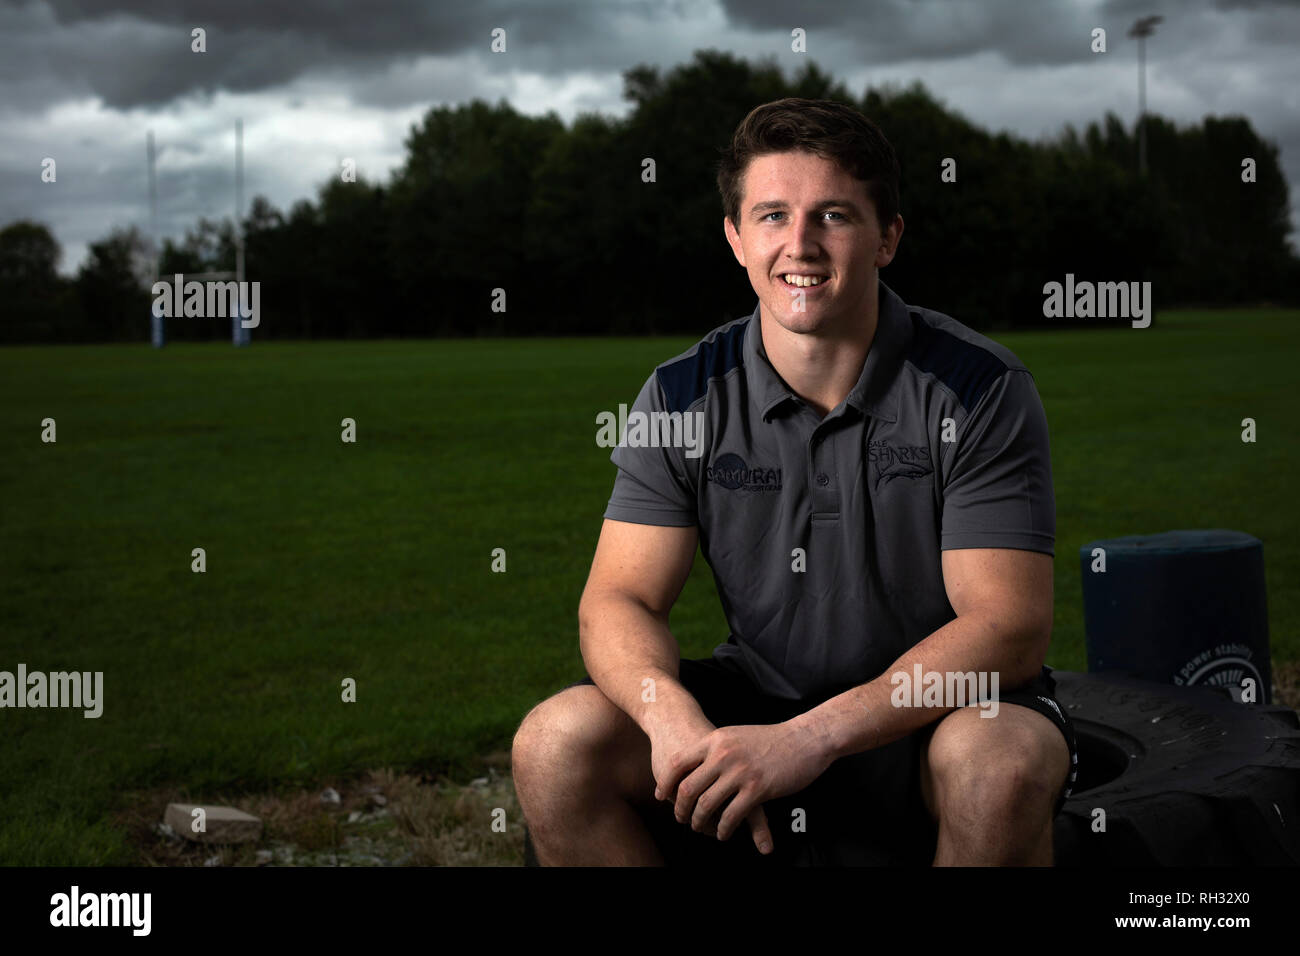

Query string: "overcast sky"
[[3, 0, 1297, 275]]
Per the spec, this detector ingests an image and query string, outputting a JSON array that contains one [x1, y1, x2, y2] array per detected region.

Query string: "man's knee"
[[512, 684, 643, 792], [513, 686, 593, 778], [922, 705, 1067, 823]]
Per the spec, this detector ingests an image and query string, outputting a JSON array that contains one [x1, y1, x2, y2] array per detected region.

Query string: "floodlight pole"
[[233, 118, 248, 346], [147, 130, 163, 348], [1129, 16, 1162, 178]]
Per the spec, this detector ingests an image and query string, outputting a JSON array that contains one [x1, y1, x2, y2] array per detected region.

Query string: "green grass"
[[1, 308, 1297, 864]]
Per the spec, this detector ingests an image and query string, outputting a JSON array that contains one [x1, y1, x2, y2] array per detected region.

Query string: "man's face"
[[724, 149, 901, 336]]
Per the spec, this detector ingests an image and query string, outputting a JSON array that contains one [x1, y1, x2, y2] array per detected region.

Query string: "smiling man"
[[512, 97, 1078, 866]]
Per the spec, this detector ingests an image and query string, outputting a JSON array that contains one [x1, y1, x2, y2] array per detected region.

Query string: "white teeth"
[[782, 274, 825, 287]]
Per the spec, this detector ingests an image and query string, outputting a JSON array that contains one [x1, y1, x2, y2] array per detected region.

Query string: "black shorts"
[[567, 657, 1078, 866]]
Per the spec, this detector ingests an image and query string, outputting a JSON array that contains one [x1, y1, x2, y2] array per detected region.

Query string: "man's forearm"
[[790, 612, 1047, 762], [578, 593, 706, 736]]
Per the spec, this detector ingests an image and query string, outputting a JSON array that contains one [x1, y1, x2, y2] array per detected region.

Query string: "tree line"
[[3, 50, 1296, 344]]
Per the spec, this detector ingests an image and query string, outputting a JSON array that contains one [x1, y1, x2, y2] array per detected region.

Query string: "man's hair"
[[716, 97, 900, 234]]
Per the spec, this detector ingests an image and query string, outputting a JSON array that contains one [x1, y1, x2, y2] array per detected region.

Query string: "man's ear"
[[875, 214, 904, 269], [723, 216, 746, 268]]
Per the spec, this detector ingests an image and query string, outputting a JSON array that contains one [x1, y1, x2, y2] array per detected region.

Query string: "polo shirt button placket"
[[809, 430, 839, 518]]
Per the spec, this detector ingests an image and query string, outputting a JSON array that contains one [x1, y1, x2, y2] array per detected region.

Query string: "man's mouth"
[[778, 273, 829, 289]]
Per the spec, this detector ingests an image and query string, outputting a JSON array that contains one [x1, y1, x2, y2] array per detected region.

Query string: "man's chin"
[[766, 300, 832, 333]]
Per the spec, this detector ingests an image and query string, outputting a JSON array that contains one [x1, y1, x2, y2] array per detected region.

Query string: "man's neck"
[[760, 279, 879, 419]]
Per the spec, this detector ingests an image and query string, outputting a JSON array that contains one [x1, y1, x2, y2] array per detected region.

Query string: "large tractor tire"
[[1051, 670, 1300, 865]]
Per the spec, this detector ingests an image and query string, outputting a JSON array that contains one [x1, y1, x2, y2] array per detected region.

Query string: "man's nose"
[[785, 213, 822, 258]]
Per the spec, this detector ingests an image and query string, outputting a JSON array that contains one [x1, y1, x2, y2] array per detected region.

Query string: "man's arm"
[[579, 518, 777, 852], [578, 518, 705, 739], [791, 546, 1054, 762]]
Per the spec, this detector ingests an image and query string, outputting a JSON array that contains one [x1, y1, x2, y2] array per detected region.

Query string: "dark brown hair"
[[717, 97, 900, 234]]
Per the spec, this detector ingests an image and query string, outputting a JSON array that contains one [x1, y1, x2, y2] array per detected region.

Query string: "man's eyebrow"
[[749, 199, 860, 216]]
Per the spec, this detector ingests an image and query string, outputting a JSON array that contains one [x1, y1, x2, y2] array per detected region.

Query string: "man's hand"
[[645, 709, 777, 855], [658, 721, 836, 852], [647, 708, 717, 806]]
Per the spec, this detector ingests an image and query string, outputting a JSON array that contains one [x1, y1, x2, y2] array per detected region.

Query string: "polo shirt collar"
[[745, 279, 909, 424]]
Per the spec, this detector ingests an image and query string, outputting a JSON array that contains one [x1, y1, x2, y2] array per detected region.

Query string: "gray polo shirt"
[[604, 279, 1054, 702]]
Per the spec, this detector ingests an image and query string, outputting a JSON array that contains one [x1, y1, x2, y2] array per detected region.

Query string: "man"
[[512, 97, 1078, 866]]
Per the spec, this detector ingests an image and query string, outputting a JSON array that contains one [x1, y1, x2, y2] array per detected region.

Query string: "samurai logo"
[[706, 453, 782, 492]]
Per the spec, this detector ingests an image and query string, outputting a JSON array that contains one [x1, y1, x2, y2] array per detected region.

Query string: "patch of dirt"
[[1273, 659, 1300, 712], [115, 752, 523, 867]]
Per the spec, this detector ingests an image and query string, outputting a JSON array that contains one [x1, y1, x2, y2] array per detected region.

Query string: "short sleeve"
[[940, 369, 1055, 555], [602, 372, 698, 527]]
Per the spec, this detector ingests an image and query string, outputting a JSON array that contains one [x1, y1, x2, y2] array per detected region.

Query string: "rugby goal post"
[[147, 120, 249, 347]]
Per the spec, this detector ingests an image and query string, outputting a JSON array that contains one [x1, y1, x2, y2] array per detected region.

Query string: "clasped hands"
[[650, 718, 834, 855]]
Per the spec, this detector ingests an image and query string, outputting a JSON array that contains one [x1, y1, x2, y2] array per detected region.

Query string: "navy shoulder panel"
[[906, 311, 1009, 412], [655, 319, 749, 414]]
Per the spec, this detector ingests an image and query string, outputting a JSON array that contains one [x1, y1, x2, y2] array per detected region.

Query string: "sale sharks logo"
[[869, 440, 933, 490]]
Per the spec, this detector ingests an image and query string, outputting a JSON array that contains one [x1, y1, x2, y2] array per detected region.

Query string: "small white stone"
[[165, 803, 262, 845], [320, 787, 341, 805]]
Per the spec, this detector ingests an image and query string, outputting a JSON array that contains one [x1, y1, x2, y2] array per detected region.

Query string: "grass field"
[[1, 308, 1297, 864]]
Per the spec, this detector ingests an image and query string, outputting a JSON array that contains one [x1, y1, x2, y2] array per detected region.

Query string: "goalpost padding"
[[150, 272, 249, 347]]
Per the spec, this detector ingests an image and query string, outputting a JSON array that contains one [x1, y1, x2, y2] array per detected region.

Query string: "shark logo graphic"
[[869, 441, 933, 490]]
